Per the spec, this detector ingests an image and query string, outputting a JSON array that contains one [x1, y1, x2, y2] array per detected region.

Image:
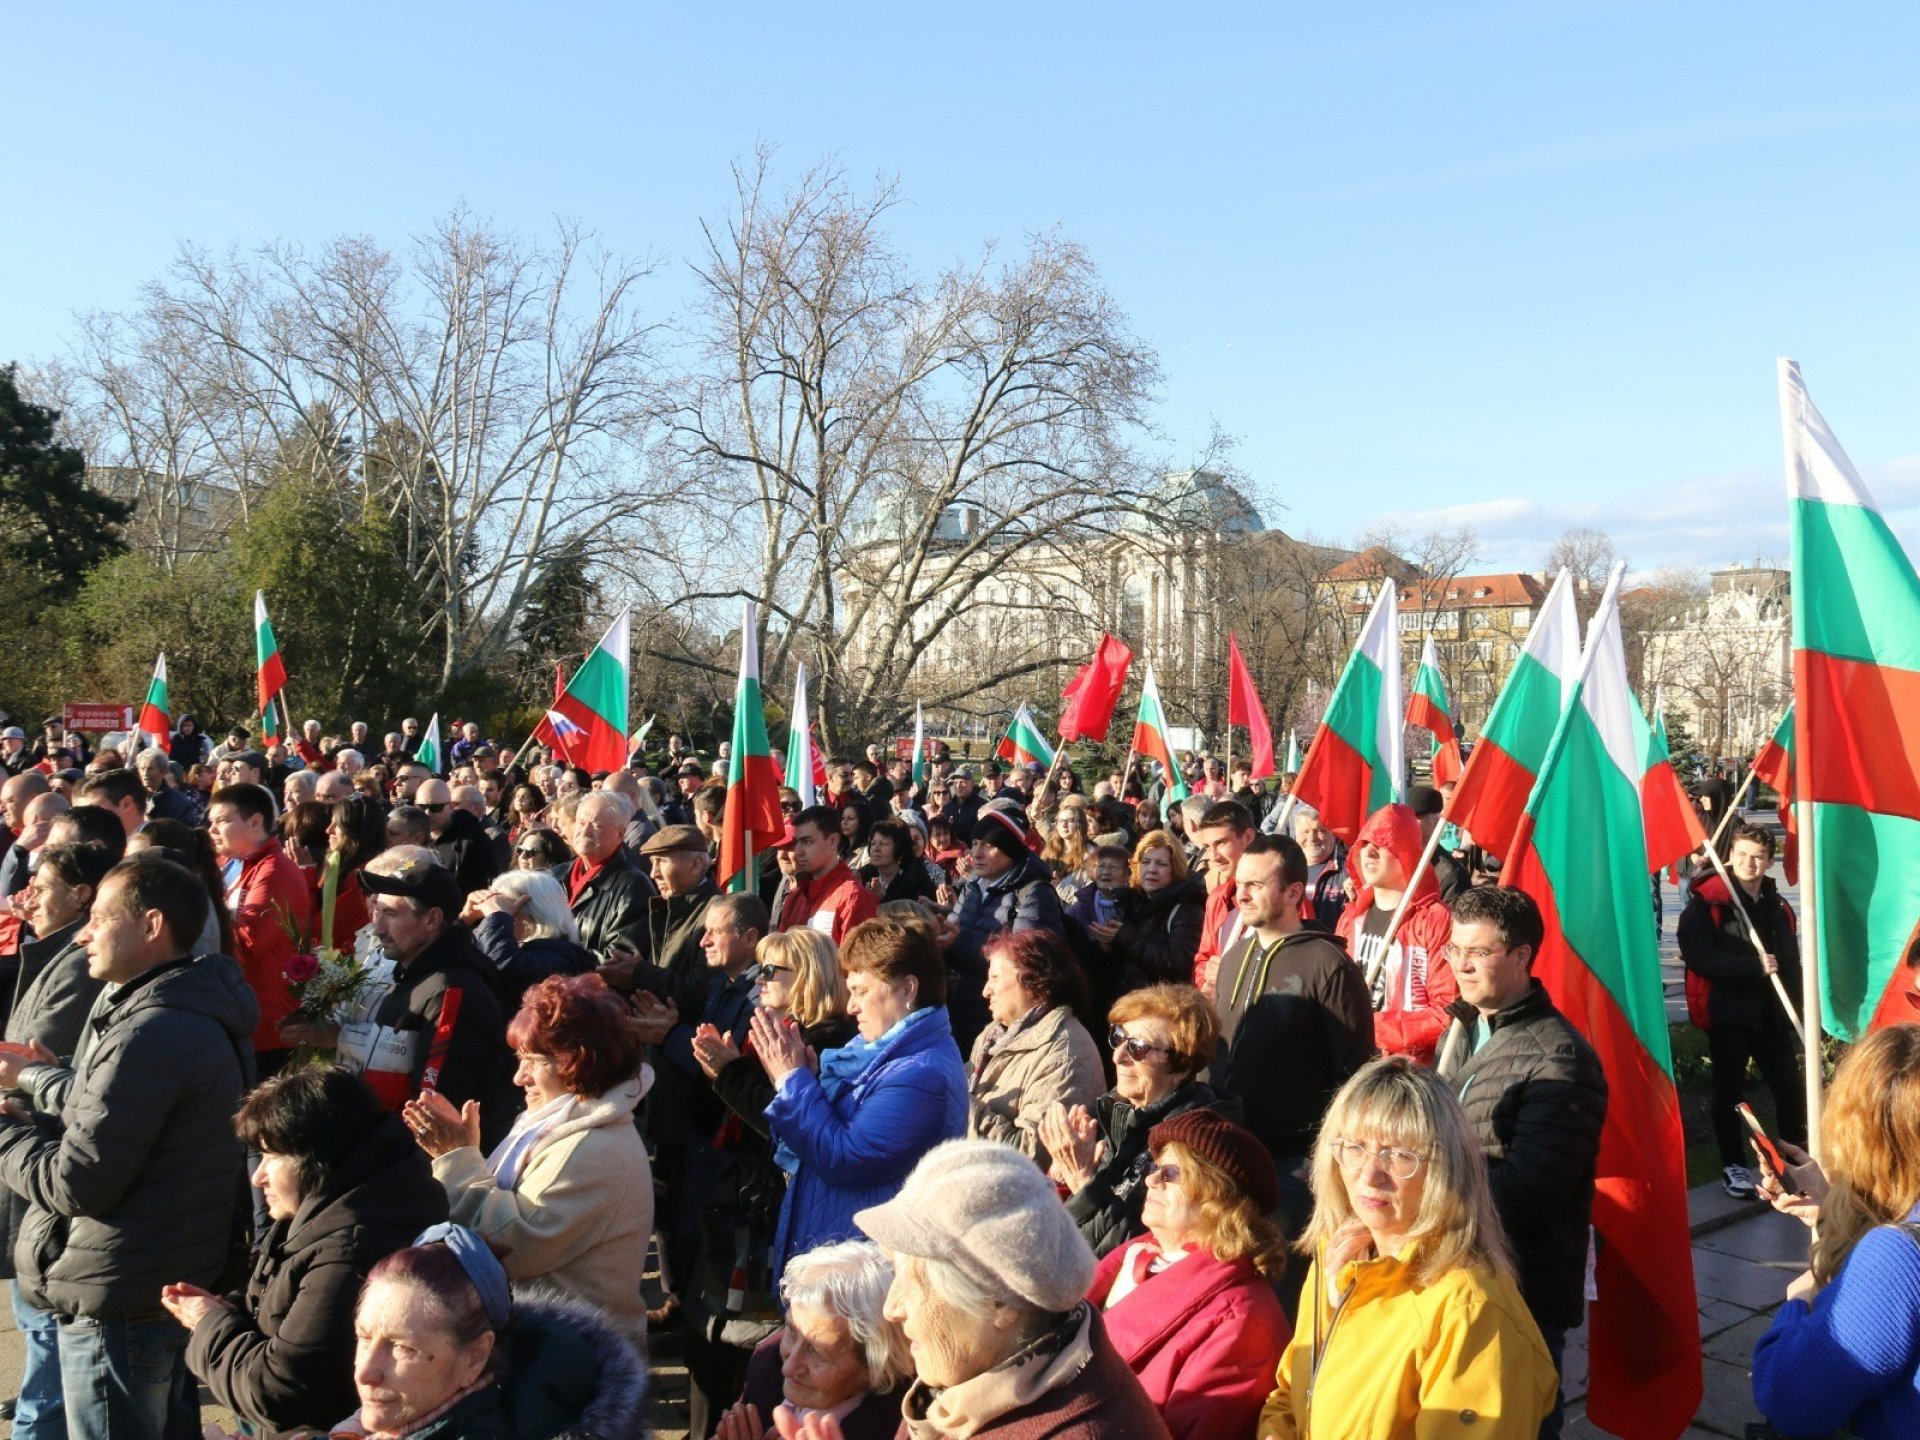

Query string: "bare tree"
[[657, 153, 1163, 746], [66, 211, 664, 687], [1543, 526, 1620, 624]]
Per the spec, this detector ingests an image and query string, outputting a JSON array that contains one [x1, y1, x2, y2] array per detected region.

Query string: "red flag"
[[1226, 635, 1276, 778], [1059, 634, 1133, 742]]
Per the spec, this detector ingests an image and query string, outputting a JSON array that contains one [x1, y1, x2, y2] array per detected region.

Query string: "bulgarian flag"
[[1751, 704, 1798, 887], [719, 601, 787, 893], [417, 714, 443, 775], [137, 653, 170, 748], [1446, 569, 1580, 859], [784, 663, 820, 806], [911, 701, 927, 790], [1293, 579, 1404, 843], [1504, 564, 1701, 1440], [996, 703, 1056, 769], [1284, 730, 1303, 773], [1631, 690, 1705, 876], [255, 591, 287, 742], [1131, 664, 1189, 818], [539, 611, 630, 773], [1782, 358, 1920, 1038], [1406, 634, 1463, 786]]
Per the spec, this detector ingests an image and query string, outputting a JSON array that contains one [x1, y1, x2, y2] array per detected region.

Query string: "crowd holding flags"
[[1291, 577, 1405, 842]]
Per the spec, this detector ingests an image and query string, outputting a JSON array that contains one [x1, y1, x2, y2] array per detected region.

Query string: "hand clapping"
[[749, 1009, 812, 1087], [402, 1090, 481, 1158]]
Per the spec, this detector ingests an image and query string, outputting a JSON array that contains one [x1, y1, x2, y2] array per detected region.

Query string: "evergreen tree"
[[0, 363, 130, 599], [514, 535, 599, 702]]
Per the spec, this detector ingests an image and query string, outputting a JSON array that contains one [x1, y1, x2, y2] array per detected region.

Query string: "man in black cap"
[[600, 825, 716, 1018], [357, 857, 517, 1147]]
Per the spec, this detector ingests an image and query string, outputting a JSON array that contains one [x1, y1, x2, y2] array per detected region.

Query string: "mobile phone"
[[1737, 1102, 1787, 1177]]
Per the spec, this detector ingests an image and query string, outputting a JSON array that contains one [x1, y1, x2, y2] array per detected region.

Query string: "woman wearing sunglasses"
[[1088, 1110, 1291, 1440], [1258, 1056, 1556, 1440], [1039, 982, 1226, 1259], [698, 928, 855, 1136]]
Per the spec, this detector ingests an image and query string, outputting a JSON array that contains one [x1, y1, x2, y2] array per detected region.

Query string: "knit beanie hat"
[[974, 801, 1031, 863], [1147, 1109, 1282, 1213], [854, 1139, 1096, 1312]]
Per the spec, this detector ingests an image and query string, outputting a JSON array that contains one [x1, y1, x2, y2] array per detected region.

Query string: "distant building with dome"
[[836, 469, 1272, 740]]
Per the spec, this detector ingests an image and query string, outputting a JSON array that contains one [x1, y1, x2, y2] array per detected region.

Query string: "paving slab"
[[1695, 1209, 1811, 1267], [1692, 1353, 1763, 1438], [1704, 1310, 1780, 1368], [1693, 1244, 1798, 1310], [1698, 1296, 1761, 1337]]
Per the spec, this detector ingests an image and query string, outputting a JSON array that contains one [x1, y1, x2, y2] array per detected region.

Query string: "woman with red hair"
[[403, 972, 654, 1345]]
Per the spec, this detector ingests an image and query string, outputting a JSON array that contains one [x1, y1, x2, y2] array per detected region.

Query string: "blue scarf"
[[773, 1006, 946, 1175]]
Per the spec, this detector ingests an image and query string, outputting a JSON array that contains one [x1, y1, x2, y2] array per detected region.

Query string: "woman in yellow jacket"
[[1260, 1056, 1557, 1440]]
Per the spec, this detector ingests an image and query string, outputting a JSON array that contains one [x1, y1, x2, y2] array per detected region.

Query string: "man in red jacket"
[[1188, 800, 1255, 996], [776, 805, 877, 942], [1334, 802, 1457, 1065], [209, 783, 310, 1076]]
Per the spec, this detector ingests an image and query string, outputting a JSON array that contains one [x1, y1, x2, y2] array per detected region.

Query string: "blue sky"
[[10, 1, 1920, 572]]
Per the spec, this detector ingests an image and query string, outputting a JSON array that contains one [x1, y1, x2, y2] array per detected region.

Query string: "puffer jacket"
[[966, 1005, 1105, 1167], [947, 852, 1066, 1053], [1108, 876, 1207, 996], [1435, 982, 1608, 1332], [1334, 804, 1457, 1064], [186, 1115, 450, 1439], [471, 911, 596, 1012], [765, 1005, 967, 1273], [1259, 1246, 1557, 1440], [1066, 1081, 1225, 1259], [433, 1073, 655, 1348], [1089, 1241, 1290, 1440], [0, 952, 258, 1317], [432, 808, 504, 896]]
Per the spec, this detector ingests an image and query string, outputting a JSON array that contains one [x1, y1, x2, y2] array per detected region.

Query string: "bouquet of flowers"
[[277, 853, 377, 1063]]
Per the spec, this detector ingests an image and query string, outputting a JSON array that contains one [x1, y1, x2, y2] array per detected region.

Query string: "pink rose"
[[284, 952, 321, 985]]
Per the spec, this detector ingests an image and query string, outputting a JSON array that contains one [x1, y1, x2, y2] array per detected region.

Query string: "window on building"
[[1469, 610, 1489, 630], [1473, 640, 1494, 663], [1512, 608, 1531, 629]]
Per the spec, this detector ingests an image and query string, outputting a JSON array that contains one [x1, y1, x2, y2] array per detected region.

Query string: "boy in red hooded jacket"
[[1334, 803, 1457, 1064]]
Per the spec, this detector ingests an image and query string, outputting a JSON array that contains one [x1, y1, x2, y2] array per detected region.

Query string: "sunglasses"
[[420, 802, 450, 813], [780, 801, 803, 813], [754, 963, 793, 982], [1144, 1160, 1183, 1186], [514, 846, 546, 858], [1108, 1024, 1172, 1062]]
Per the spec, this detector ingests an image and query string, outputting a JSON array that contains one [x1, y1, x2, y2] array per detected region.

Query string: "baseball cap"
[[359, 858, 463, 919], [1, 727, 23, 741]]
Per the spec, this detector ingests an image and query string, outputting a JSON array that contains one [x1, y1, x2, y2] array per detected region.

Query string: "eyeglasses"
[[1143, 1160, 1183, 1186], [514, 846, 546, 858], [1108, 1025, 1172, 1062], [755, 963, 793, 982], [421, 802, 450, 814], [780, 801, 803, 813], [1330, 1140, 1428, 1180], [1442, 943, 1506, 964]]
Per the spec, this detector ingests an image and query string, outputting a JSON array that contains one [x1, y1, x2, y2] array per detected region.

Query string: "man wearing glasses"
[[1210, 833, 1373, 1322], [415, 778, 503, 895], [1435, 885, 1606, 1440]]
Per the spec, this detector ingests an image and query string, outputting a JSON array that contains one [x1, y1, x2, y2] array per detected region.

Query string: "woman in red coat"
[[1086, 1110, 1291, 1440]]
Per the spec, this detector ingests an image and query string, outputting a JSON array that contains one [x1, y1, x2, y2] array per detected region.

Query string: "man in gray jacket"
[[0, 857, 257, 1440]]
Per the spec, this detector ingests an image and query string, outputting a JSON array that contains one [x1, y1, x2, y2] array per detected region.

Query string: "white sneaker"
[[1723, 1164, 1758, 1200]]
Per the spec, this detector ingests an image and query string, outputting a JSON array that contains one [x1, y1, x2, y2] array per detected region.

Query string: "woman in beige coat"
[[403, 972, 654, 1346], [967, 929, 1106, 1169]]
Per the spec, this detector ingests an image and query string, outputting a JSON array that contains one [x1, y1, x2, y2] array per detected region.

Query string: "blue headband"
[[412, 1223, 512, 1330]]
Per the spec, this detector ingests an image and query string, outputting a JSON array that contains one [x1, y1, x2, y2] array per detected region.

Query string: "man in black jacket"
[[416, 779, 502, 895], [1677, 821, 1804, 1199], [0, 858, 256, 1440], [1210, 833, 1373, 1322], [557, 792, 654, 962], [1437, 884, 1606, 1440]]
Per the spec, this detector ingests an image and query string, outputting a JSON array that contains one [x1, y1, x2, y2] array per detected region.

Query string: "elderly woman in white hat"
[[768, 1139, 1175, 1440]]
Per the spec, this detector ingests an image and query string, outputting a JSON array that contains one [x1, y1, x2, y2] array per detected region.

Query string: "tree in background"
[[514, 534, 600, 703], [0, 363, 131, 599]]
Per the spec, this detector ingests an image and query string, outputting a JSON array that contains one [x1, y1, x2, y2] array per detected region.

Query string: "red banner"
[[63, 703, 134, 733]]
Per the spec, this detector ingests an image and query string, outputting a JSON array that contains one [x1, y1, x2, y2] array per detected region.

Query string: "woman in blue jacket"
[[1752, 1023, 1920, 1440], [752, 914, 968, 1277]]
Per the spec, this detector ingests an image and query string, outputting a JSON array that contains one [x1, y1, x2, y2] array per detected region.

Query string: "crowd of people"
[[0, 707, 1911, 1440]]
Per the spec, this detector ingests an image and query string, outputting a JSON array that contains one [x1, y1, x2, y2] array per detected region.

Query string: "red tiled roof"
[[1318, 547, 1421, 582], [1398, 573, 1546, 610]]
